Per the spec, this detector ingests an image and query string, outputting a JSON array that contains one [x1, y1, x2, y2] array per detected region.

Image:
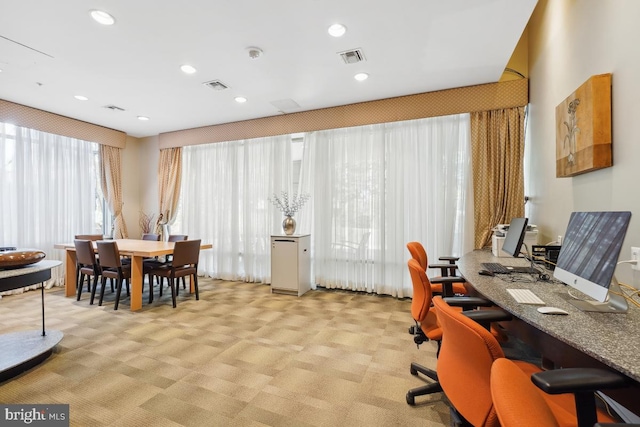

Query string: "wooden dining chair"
[[74, 239, 101, 302], [74, 234, 103, 287], [135, 233, 162, 279], [166, 234, 188, 288], [147, 234, 190, 292], [148, 239, 201, 307], [96, 241, 131, 310]]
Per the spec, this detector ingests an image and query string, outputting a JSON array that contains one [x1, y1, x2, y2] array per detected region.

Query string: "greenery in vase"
[[269, 192, 310, 217]]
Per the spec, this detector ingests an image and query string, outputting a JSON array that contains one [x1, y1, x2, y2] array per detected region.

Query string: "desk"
[[54, 239, 212, 311], [0, 260, 63, 381], [458, 249, 640, 413]]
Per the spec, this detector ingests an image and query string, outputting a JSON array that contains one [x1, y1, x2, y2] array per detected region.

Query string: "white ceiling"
[[0, 0, 537, 138]]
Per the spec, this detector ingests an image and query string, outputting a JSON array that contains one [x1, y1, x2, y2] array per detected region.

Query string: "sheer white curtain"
[[178, 135, 291, 282], [0, 123, 98, 290], [299, 114, 473, 297]]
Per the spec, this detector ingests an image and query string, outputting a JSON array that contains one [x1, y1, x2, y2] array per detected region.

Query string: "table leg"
[[64, 249, 77, 297], [130, 255, 143, 311]]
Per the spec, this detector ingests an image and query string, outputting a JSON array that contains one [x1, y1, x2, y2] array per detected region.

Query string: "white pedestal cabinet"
[[270, 234, 311, 296]]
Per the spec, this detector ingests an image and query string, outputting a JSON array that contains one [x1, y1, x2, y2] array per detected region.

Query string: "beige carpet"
[[0, 277, 450, 426]]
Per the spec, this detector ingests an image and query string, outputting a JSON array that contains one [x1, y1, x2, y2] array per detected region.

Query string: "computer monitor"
[[553, 211, 632, 313], [501, 217, 529, 258]]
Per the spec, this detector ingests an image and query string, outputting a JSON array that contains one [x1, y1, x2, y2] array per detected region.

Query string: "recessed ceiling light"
[[180, 64, 197, 74], [137, 116, 150, 121], [328, 23, 347, 37], [74, 95, 88, 101], [90, 10, 115, 26], [235, 96, 247, 103], [354, 72, 369, 81]]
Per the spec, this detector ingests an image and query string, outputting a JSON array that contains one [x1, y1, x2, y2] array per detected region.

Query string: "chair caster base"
[[406, 379, 443, 406], [406, 392, 416, 405]]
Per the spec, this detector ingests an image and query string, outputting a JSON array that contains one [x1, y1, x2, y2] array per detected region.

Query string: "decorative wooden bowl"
[[0, 249, 46, 269]]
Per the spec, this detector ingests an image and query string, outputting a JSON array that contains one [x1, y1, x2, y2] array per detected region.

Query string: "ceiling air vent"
[[103, 105, 125, 112], [203, 80, 229, 91], [338, 48, 366, 64]]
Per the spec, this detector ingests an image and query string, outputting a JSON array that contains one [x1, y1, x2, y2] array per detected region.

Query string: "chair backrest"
[[407, 241, 428, 270], [408, 258, 432, 323], [172, 239, 201, 267], [490, 358, 560, 427], [407, 259, 441, 340], [142, 233, 161, 241], [432, 296, 506, 427], [96, 241, 122, 269], [75, 234, 103, 241], [74, 239, 97, 266], [168, 234, 188, 242]]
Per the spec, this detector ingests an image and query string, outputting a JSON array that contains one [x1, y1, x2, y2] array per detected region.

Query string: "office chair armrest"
[[463, 309, 512, 323], [438, 256, 459, 263], [532, 368, 627, 394], [443, 296, 494, 309], [428, 263, 459, 276], [430, 276, 465, 284], [431, 276, 466, 297], [428, 263, 458, 269]]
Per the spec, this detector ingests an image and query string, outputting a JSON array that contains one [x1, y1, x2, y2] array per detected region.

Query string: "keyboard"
[[481, 262, 538, 274], [506, 288, 545, 305]]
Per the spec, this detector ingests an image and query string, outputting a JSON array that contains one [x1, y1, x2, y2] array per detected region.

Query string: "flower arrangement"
[[269, 191, 310, 217], [139, 211, 155, 234]]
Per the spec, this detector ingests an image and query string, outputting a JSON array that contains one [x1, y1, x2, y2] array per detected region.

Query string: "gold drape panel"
[[156, 147, 182, 238], [99, 145, 129, 239], [471, 107, 526, 249]]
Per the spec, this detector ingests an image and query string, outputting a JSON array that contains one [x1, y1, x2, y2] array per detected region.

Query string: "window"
[[0, 122, 104, 284]]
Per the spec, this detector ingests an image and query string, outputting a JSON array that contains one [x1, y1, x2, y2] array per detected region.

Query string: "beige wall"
[[138, 135, 160, 223], [120, 134, 160, 239], [121, 135, 142, 239], [501, 27, 529, 81], [527, 0, 640, 286]]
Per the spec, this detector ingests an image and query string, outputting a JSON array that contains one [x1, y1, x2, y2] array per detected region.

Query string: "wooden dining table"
[[54, 239, 212, 311]]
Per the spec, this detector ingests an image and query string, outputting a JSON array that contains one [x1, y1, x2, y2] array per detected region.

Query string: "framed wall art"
[[555, 73, 612, 177]]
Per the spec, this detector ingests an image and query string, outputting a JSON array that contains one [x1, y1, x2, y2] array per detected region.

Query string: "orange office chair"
[[405, 258, 443, 405], [406, 259, 502, 405], [432, 296, 622, 427], [406, 241, 467, 296], [491, 358, 626, 427]]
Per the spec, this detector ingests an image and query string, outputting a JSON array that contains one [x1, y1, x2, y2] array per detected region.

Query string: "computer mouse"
[[537, 306, 569, 315], [478, 269, 494, 276]]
